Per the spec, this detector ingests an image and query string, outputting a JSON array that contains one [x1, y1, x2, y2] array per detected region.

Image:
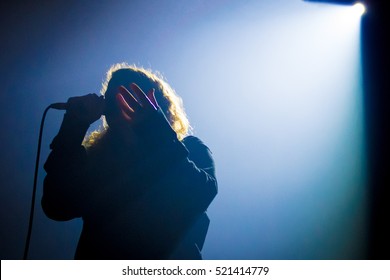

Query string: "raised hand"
[[66, 93, 105, 125], [115, 83, 159, 126]]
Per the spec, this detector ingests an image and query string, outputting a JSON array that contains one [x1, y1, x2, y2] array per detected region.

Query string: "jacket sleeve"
[[41, 113, 90, 221], [133, 109, 218, 213], [130, 110, 218, 255]]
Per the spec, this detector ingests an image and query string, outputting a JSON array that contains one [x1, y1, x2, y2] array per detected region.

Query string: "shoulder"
[[182, 136, 215, 171], [182, 136, 212, 154]]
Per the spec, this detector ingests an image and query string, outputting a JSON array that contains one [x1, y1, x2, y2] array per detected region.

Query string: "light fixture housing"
[[304, 0, 366, 16], [304, 0, 359, 4]]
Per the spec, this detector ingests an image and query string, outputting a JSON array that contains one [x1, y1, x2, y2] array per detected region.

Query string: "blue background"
[[0, 0, 368, 259]]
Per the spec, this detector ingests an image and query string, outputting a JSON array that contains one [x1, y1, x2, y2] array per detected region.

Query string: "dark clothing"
[[42, 112, 217, 259]]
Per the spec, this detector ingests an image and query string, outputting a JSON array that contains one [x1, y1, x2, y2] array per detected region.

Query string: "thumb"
[[147, 88, 159, 110]]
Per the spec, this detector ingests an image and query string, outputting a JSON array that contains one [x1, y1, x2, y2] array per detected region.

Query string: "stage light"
[[304, 0, 361, 4], [304, 0, 366, 16], [304, 0, 366, 26], [352, 2, 366, 16]]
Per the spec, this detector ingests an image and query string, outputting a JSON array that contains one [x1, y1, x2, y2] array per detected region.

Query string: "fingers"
[[118, 86, 141, 111], [115, 93, 133, 121], [130, 83, 156, 110], [147, 88, 158, 110], [67, 93, 105, 124], [115, 83, 157, 124]]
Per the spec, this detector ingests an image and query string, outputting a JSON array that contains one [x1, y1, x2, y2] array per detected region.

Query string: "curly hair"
[[84, 63, 191, 147]]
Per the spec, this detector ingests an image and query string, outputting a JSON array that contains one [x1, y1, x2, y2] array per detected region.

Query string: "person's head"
[[101, 63, 190, 141]]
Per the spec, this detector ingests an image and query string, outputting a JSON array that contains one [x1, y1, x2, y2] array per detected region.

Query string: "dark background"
[[361, 0, 390, 260]]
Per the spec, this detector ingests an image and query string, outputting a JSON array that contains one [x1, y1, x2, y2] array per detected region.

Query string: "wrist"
[[50, 113, 90, 150]]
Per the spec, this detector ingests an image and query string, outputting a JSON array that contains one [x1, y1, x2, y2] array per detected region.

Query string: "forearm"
[[157, 156, 217, 228], [135, 110, 218, 212], [136, 136, 217, 249], [131, 156, 216, 257], [41, 113, 90, 221]]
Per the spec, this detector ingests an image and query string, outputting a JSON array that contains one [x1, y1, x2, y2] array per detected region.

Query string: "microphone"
[[50, 102, 68, 110], [49, 96, 105, 112]]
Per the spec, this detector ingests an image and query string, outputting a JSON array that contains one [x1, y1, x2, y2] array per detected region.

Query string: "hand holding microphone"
[[52, 93, 105, 125]]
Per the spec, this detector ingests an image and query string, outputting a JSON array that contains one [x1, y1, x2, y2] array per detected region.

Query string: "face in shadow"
[[104, 70, 154, 127]]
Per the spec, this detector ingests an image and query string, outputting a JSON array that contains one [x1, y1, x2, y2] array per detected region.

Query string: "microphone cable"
[[23, 104, 58, 259]]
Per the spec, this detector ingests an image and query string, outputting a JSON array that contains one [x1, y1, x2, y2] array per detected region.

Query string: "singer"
[[41, 63, 218, 259]]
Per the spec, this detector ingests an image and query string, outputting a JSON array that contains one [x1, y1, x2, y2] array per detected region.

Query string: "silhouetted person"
[[42, 63, 217, 259]]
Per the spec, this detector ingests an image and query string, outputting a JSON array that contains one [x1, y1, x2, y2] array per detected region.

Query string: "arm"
[[117, 83, 217, 213], [132, 126, 217, 258], [116, 84, 217, 256], [41, 94, 104, 221]]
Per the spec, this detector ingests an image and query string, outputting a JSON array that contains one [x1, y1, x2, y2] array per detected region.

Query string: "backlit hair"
[[84, 63, 191, 147]]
